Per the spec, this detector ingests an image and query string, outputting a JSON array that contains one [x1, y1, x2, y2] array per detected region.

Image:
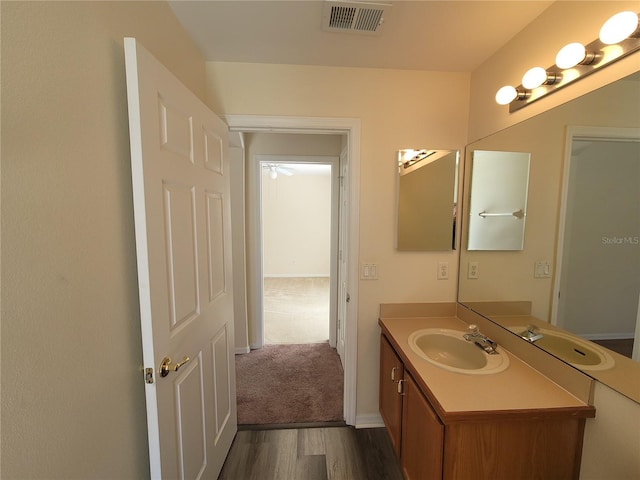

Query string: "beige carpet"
[[264, 277, 329, 344]]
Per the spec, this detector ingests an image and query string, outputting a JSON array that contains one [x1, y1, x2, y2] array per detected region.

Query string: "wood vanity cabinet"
[[381, 334, 444, 479], [379, 335, 404, 457], [380, 332, 589, 480], [401, 372, 444, 480]]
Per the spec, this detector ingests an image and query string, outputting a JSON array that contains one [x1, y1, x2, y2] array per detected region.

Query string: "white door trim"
[[552, 125, 640, 328], [224, 115, 360, 426]]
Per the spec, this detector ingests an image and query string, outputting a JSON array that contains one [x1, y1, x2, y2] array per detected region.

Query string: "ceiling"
[[169, 1, 554, 73]]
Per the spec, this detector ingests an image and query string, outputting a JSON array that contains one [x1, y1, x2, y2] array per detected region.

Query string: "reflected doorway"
[[555, 132, 640, 361]]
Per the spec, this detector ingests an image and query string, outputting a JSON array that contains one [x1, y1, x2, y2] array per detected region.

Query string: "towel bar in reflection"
[[478, 209, 525, 219]]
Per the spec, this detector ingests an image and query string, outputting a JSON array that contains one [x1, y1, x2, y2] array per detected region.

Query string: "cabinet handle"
[[397, 379, 405, 395], [391, 366, 398, 382]]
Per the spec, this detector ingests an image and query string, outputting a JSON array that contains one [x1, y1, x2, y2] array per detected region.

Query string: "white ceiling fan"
[[263, 163, 295, 179]]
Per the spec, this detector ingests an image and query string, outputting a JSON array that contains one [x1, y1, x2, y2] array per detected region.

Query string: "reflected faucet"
[[463, 324, 499, 354], [519, 324, 544, 343]]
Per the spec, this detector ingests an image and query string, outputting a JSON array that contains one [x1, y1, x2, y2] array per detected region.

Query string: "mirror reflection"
[[458, 71, 640, 403], [556, 137, 639, 358], [467, 150, 530, 251], [396, 149, 458, 251]]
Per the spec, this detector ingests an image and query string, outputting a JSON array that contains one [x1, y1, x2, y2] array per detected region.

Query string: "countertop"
[[481, 313, 640, 403], [379, 314, 596, 423]]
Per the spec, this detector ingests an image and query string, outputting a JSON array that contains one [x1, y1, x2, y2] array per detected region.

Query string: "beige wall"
[[1, 1, 205, 478], [581, 382, 640, 480], [206, 62, 469, 418], [469, 0, 640, 141], [262, 170, 332, 277]]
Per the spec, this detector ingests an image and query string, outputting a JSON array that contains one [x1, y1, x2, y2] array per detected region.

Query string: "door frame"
[[224, 115, 359, 426], [552, 126, 640, 341]]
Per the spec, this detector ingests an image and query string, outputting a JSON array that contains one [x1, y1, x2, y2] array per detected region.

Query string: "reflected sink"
[[408, 328, 510, 375], [511, 327, 615, 371]]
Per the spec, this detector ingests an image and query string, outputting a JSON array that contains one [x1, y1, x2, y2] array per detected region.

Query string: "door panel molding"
[[174, 354, 207, 480], [125, 37, 236, 479]]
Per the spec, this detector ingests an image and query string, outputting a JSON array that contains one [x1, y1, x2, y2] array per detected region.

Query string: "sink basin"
[[511, 327, 615, 371], [408, 328, 510, 375]]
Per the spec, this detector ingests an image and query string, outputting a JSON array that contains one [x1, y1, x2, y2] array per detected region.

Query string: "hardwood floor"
[[592, 338, 634, 358], [218, 426, 403, 480]]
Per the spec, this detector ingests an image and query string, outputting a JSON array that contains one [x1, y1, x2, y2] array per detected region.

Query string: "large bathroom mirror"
[[458, 71, 640, 403], [396, 149, 458, 251]]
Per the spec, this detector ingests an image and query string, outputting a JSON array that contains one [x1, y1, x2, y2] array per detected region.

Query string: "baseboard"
[[263, 274, 330, 278], [235, 346, 251, 354], [354, 413, 384, 429], [581, 332, 635, 340]]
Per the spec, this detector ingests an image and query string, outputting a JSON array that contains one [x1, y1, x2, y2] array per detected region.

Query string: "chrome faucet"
[[519, 324, 544, 343], [463, 324, 498, 354]]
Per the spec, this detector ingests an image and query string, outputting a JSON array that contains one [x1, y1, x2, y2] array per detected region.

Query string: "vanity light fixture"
[[599, 11, 639, 44], [521, 67, 561, 89], [398, 149, 436, 168], [495, 85, 529, 105], [496, 10, 640, 112], [555, 42, 597, 69]]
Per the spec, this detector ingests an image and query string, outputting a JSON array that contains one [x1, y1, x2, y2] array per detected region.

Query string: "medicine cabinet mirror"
[[396, 149, 458, 251]]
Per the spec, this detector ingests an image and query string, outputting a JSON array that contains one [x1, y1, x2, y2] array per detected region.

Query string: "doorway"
[[553, 126, 640, 362], [237, 151, 344, 426], [226, 114, 360, 426], [260, 159, 336, 345]]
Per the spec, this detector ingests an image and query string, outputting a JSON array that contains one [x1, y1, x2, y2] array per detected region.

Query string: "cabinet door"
[[380, 335, 404, 457], [401, 373, 444, 480]]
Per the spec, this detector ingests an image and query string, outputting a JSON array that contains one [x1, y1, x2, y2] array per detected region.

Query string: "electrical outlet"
[[468, 261, 479, 279], [437, 262, 449, 280]]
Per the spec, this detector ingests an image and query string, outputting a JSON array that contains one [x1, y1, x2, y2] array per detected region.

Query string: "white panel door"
[[124, 37, 236, 480]]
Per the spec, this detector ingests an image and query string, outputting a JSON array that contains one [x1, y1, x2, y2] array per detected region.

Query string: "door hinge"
[[145, 368, 154, 384]]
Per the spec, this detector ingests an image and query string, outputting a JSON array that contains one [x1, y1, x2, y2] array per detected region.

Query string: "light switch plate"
[[534, 261, 552, 278], [361, 263, 378, 280]]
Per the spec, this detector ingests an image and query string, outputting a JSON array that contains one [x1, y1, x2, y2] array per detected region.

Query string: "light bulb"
[[556, 42, 587, 69], [599, 11, 639, 44], [402, 150, 417, 162], [522, 67, 548, 89], [495, 85, 517, 105]]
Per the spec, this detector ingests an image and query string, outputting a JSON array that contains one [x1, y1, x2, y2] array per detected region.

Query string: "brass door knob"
[[160, 356, 190, 377]]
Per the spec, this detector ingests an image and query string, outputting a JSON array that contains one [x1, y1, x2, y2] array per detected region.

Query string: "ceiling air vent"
[[322, 1, 391, 35]]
